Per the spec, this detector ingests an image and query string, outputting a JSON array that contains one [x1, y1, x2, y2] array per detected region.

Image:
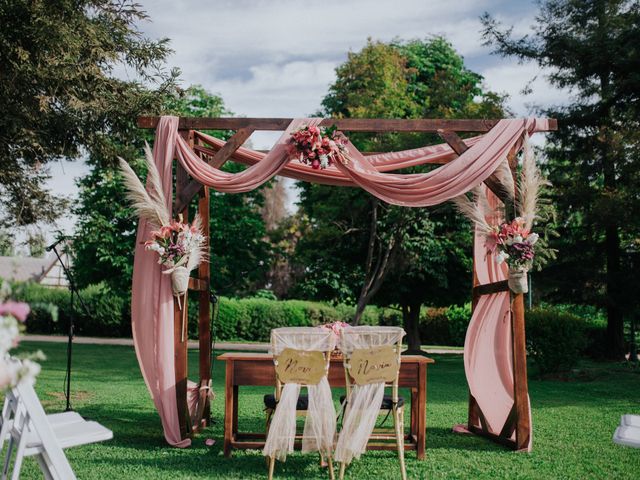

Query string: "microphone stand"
[[49, 243, 91, 412]]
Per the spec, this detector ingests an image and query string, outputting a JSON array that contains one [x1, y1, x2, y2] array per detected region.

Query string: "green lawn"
[[7, 341, 640, 479]]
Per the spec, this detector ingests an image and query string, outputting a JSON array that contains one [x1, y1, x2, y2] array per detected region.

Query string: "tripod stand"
[[47, 238, 91, 411]]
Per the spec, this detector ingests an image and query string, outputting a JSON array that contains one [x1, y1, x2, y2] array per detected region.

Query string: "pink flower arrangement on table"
[[486, 217, 539, 270], [287, 124, 349, 169], [319, 321, 350, 338]]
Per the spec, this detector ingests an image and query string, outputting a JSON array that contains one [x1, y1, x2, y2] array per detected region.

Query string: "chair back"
[[270, 327, 336, 393], [341, 326, 404, 400], [264, 327, 337, 463], [10, 382, 77, 480], [334, 327, 406, 468]]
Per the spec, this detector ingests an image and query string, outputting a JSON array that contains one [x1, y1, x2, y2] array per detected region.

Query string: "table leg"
[[417, 363, 427, 460], [410, 387, 418, 440], [224, 360, 234, 457], [232, 386, 239, 435]]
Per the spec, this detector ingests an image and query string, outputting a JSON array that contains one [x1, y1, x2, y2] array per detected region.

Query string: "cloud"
[[480, 62, 571, 116], [44, 0, 562, 235]]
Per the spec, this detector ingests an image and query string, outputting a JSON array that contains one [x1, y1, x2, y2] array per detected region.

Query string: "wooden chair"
[[336, 326, 406, 480], [1, 382, 112, 480], [264, 327, 336, 480]]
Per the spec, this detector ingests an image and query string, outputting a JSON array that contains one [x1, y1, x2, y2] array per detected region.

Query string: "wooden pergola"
[[137, 116, 557, 451]]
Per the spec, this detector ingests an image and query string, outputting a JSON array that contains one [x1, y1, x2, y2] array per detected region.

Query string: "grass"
[[6, 341, 640, 479]]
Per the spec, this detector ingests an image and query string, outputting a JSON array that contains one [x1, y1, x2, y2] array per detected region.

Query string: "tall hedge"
[[11, 281, 603, 373]]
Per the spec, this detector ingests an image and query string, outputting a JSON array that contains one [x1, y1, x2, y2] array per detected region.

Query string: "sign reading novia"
[[349, 346, 399, 385], [275, 349, 326, 385]]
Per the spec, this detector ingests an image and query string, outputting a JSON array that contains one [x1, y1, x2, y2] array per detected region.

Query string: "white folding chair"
[[2, 382, 112, 480], [1, 393, 84, 452], [335, 326, 406, 480], [613, 414, 640, 448]]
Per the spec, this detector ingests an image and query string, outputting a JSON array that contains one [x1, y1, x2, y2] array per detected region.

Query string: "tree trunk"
[[605, 224, 624, 359], [402, 301, 423, 354], [353, 198, 395, 325]]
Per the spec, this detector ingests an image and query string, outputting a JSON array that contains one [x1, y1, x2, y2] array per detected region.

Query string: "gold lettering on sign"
[[349, 346, 399, 385], [275, 349, 326, 385]]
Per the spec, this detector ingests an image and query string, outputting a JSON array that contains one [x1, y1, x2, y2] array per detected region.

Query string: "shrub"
[[525, 307, 587, 375], [446, 303, 472, 346], [540, 302, 607, 359], [418, 307, 450, 345], [12, 281, 128, 337]]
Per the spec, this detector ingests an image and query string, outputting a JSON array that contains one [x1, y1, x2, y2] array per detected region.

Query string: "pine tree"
[[482, 0, 640, 359]]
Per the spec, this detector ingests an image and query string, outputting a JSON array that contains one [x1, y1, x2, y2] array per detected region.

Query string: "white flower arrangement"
[[0, 281, 44, 390]]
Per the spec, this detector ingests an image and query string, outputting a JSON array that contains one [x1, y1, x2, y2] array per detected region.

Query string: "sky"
[[43, 0, 566, 243]]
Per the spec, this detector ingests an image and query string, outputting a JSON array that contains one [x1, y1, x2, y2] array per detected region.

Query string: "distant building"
[[0, 250, 71, 288]]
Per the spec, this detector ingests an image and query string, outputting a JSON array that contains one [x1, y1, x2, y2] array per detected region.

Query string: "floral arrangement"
[[487, 217, 539, 268], [119, 144, 207, 307], [319, 321, 350, 358], [452, 136, 548, 294], [319, 321, 350, 339], [287, 124, 349, 169], [0, 281, 43, 391], [145, 215, 206, 271]]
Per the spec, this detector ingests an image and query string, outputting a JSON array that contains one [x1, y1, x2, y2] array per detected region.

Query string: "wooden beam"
[[139, 117, 559, 132], [473, 280, 509, 297], [187, 277, 208, 291], [436, 129, 512, 204], [173, 128, 254, 215]]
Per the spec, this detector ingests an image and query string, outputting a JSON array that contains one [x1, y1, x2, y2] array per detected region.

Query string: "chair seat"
[[19, 420, 113, 455], [340, 394, 404, 409], [614, 425, 640, 448], [264, 394, 309, 410], [2, 411, 84, 437]]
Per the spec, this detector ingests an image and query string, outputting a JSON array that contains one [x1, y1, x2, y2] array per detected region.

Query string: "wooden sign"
[[275, 349, 326, 385], [349, 346, 399, 385]]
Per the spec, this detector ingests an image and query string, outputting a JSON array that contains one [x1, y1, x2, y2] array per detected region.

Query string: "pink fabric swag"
[[132, 115, 548, 446]]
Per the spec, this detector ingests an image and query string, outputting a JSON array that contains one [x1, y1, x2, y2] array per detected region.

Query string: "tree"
[[72, 85, 273, 297], [0, 231, 14, 257], [0, 0, 177, 228], [295, 38, 507, 349], [210, 168, 272, 296], [26, 232, 46, 258], [481, 0, 640, 359]]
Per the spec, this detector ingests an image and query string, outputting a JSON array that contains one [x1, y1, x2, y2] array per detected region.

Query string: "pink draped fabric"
[[463, 189, 532, 450], [131, 116, 194, 447], [192, 131, 486, 186], [133, 115, 546, 447]]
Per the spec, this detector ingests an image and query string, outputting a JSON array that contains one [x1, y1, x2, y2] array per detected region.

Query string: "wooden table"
[[218, 352, 434, 459]]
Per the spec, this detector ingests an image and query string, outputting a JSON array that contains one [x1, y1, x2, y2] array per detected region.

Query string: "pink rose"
[[0, 301, 31, 322]]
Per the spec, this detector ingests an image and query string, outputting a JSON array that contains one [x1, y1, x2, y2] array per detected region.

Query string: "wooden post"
[[174, 129, 192, 440], [508, 143, 531, 450], [511, 293, 531, 449], [196, 134, 212, 428]]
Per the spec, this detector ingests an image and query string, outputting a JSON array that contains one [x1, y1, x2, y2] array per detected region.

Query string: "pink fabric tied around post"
[[131, 115, 547, 447], [463, 189, 533, 450]]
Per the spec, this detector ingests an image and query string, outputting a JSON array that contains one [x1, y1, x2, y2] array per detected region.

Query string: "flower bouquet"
[[452, 135, 550, 294], [119, 144, 207, 309], [287, 124, 349, 169], [145, 215, 206, 306], [486, 218, 538, 293]]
